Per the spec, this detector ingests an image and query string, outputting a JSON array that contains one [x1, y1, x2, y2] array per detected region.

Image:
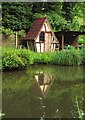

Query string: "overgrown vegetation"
[[1, 47, 85, 70]]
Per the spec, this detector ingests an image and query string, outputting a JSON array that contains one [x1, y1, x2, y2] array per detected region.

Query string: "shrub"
[[2, 47, 31, 70], [17, 30, 26, 37], [1, 26, 13, 36], [1, 46, 84, 70]]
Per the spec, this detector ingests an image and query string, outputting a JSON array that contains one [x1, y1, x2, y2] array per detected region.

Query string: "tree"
[[62, 2, 76, 22], [2, 2, 84, 31], [2, 2, 33, 31], [34, 11, 67, 31]]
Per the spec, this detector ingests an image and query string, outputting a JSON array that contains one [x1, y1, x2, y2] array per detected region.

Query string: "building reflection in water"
[[35, 71, 54, 96]]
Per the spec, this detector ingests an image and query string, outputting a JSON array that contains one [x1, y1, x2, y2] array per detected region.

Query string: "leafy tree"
[[2, 2, 84, 32], [31, 2, 62, 15], [34, 11, 67, 31], [2, 2, 33, 31], [62, 2, 76, 22]]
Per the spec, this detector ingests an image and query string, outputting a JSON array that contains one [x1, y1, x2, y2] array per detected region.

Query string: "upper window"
[[40, 32, 45, 42]]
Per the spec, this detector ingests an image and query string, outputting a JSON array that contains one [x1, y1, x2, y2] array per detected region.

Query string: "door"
[[45, 32, 52, 52]]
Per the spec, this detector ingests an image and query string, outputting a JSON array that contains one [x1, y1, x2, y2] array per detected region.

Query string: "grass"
[[1, 46, 85, 70], [76, 96, 83, 120]]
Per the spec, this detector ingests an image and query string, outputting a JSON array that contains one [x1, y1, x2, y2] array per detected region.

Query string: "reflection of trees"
[[27, 65, 84, 82], [2, 65, 84, 118], [53, 66, 84, 81], [2, 70, 34, 92], [44, 92, 76, 118], [3, 91, 43, 118], [54, 79, 84, 85], [44, 82, 84, 118], [3, 80, 45, 118]]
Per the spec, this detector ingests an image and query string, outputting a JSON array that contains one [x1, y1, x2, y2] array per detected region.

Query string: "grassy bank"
[[1, 47, 85, 70]]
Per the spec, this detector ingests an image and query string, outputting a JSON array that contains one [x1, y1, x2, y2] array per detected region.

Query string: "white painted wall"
[[36, 43, 40, 52], [35, 20, 56, 52], [41, 43, 44, 53]]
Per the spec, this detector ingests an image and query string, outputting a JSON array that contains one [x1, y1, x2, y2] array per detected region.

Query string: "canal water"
[[2, 65, 85, 119]]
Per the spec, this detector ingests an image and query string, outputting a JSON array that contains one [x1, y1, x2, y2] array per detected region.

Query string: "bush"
[[17, 30, 26, 37], [1, 47, 84, 70], [1, 26, 13, 36], [2, 47, 31, 70], [78, 39, 85, 44]]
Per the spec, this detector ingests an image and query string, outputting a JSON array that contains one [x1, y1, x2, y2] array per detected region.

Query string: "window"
[[40, 32, 44, 42]]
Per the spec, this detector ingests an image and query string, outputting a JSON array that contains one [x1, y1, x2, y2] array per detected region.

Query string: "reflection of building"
[[35, 71, 53, 96]]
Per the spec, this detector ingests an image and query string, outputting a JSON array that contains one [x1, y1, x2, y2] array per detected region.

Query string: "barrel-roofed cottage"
[[22, 17, 59, 52]]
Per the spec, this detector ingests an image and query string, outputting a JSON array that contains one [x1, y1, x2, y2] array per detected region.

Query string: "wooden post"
[[62, 33, 64, 50], [27, 41, 29, 49], [15, 32, 18, 48], [75, 35, 79, 47]]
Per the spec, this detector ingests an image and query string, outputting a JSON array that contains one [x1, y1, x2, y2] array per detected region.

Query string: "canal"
[[2, 65, 85, 119]]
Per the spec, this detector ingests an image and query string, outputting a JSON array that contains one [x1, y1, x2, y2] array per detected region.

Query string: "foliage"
[[17, 30, 26, 37], [34, 11, 67, 31], [2, 2, 32, 31], [1, 47, 85, 70], [1, 26, 26, 38], [62, 2, 76, 22], [2, 47, 30, 70], [80, 25, 85, 32], [2, 2, 84, 31], [78, 39, 85, 45], [1, 26, 13, 36], [78, 35, 85, 44]]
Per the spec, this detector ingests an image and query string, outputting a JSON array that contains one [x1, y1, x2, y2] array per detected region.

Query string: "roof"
[[54, 30, 85, 45], [24, 17, 47, 40], [55, 30, 85, 36]]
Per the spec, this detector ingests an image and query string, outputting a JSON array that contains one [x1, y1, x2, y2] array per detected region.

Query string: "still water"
[[2, 65, 85, 118]]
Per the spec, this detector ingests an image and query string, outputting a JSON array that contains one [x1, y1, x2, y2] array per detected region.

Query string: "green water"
[[2, 65, 85, 118]]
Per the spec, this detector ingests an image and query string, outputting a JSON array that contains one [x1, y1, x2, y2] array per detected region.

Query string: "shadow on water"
[[2, 65, 85, 118]]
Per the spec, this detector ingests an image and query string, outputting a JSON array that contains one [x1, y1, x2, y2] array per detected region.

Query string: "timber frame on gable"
[[22, 17, 59, 52]]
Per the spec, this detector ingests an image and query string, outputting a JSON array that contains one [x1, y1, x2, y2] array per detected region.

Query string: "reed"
[[1, 47, 84, 70], [75, 96, 83, 120]]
